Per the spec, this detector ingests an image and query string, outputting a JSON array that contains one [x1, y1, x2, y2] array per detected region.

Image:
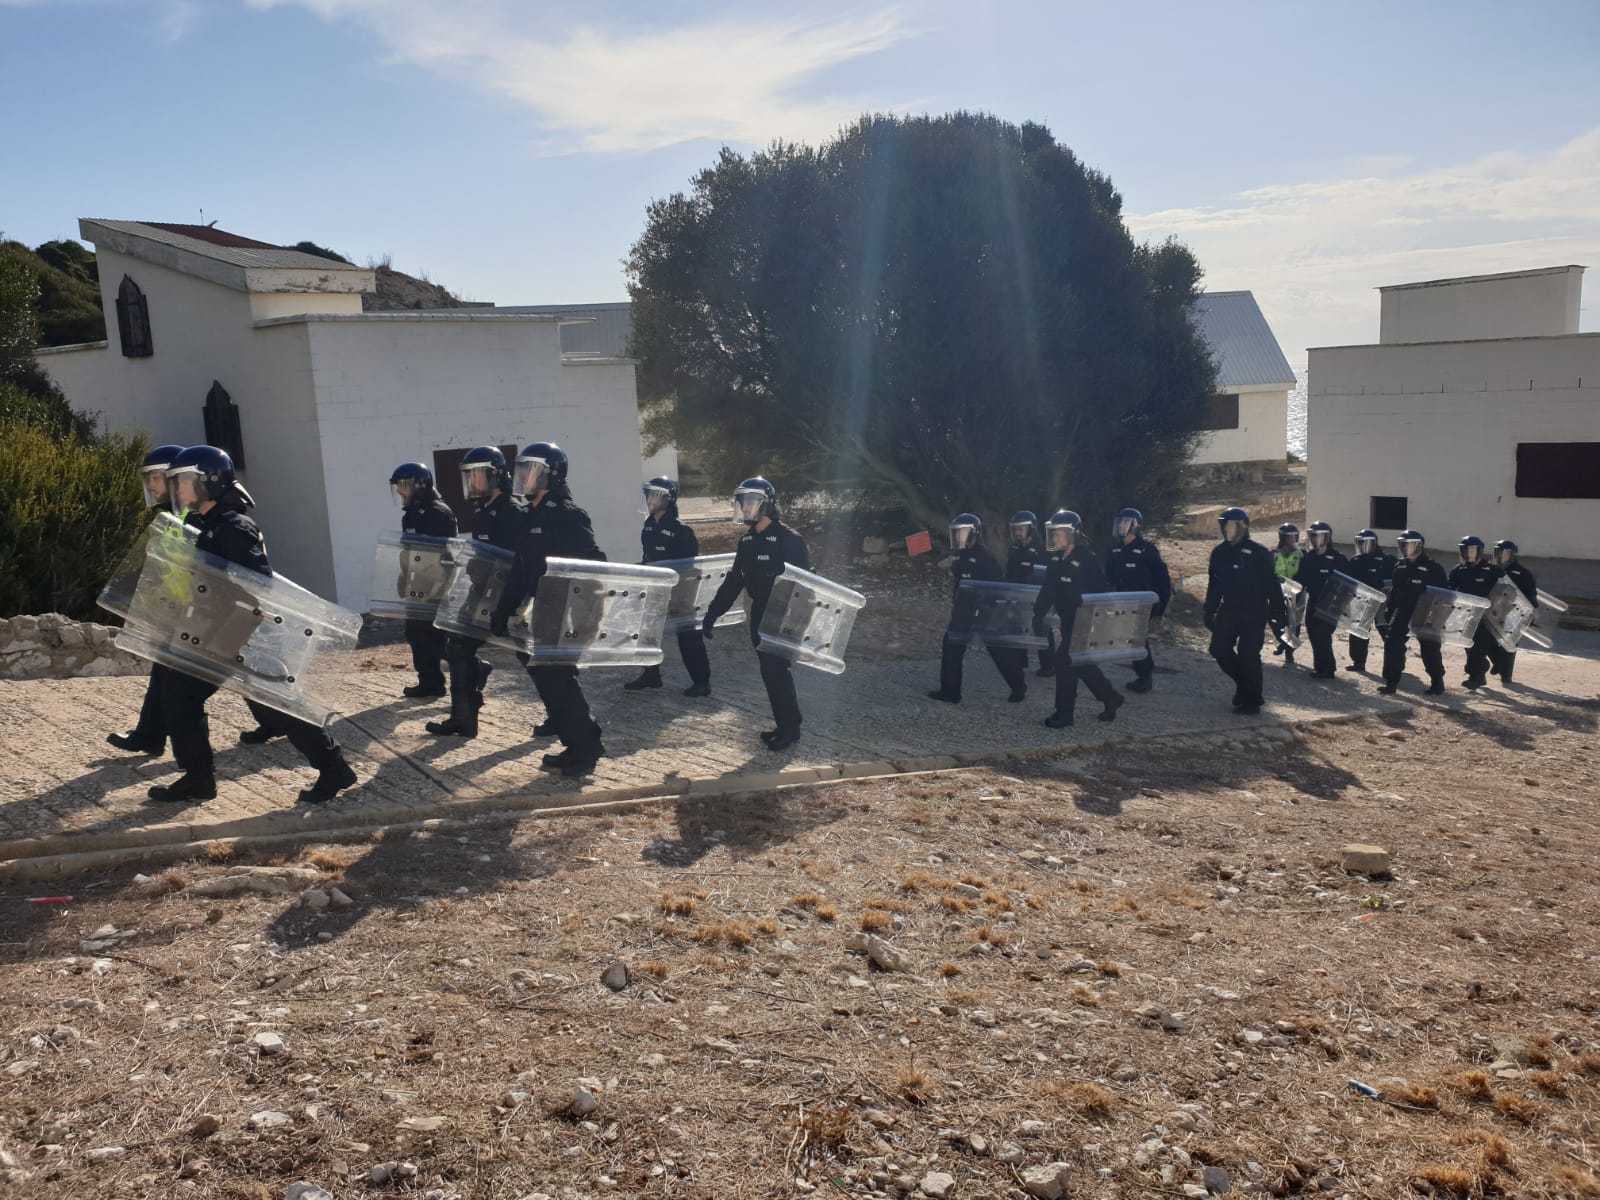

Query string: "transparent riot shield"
[[756, 564, 867, 674], [1409, 586, 1490, 647], [433, 539, 515, 642], [655, 553, 746, 634], [98, 512, 197, 623], [115, 535, 361, 727], [369, 532, 452, 621], [498, 557, 678, 666], [1483, 577, 1551, 652], [1314, 571, 1388, 641], [952, 580, 1048, 648], [1068, 591, 1158, 664], [1275, 578, 1307, 650]]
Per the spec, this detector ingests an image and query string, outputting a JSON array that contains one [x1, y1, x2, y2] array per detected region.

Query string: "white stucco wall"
[[1306, 333, 1600, 560], [1379, 267, 1583, 346], [1190, 385, 1289, 465]]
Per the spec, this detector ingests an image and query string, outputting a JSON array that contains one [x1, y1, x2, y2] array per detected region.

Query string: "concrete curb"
[[0, 712, 1361, 882]]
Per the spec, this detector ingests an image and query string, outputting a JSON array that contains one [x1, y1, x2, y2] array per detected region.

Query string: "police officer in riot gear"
[[1203, 507, 1286, 716], [1005, 511, 1055, 677], [107, 444, 187, 756], [702, 477, 812, 751], [1032, 510, 1123, 727], [1489, 539, 1538, 684], [1343, 529, 1394, 673], [425, 445, 524, 740], [1448, 535, 1503, 689], [626, 475, 711, 696], [929, 514, 1028, 704], [148, 446, 358, 805], [1105, 507, 1172, 694], [390, 462, 457, 699], [1269, 522, 1304, 665], [1379, 530, 1448, 695], [1294, 520, 1348, 679], [492, 441, 608, 777]]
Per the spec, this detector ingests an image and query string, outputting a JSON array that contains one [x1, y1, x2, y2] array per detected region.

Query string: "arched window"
[[203, 380, 246, 468], [115, 275, 153, 358]]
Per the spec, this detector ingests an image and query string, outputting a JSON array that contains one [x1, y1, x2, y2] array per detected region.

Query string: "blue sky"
[[3, 0, 1598, 361]]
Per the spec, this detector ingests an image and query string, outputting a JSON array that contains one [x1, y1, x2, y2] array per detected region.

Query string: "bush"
[[0, 404, 149, 619]]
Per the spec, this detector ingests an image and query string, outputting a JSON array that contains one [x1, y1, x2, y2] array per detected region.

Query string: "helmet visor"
[[1045, 521, 1077, 552], [462, 465, 496, 501], [1309, 530, 1330, 551], [1113, 515, 1138, 539], [140, 465, 169, 508], [513, 456, 550, 498], [950, 522, 978, 551], [1493, 546, 1516, 567], [390, 479, 418, 507], [1356, 536, 1378, 555], [1398, 538, 1422, 560], [1460, 543, 1481, 565], [1009, 521, 1033, 547], [733, 489, 767, 523], [1221, 519, 1247, 543], [642, 484, 672, 516], [167, 466, 203, 516]]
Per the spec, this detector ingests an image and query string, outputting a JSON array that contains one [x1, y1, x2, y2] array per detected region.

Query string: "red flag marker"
[[905, 530, 933, 557]]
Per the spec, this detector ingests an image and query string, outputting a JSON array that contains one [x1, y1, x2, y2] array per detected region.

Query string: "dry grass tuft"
[[799, 1104, 854, 1147], [1096, 960, 1122, 976], [789, 892, 822, 908], [1071, 983, 1101, 1007], [689, 923, 726, 944], [1552, 1167, 1600, 1196], [1024, 894, 1045, 910], [937, 895, 974, 914], [1526, 1034, 1554, 1066], [201, 841, 234, 862], [814, 901, 839, 923], [658, 892, 698, 917], [939, 962, 962, 978], [898, 871, 938, 894], [860, 909, 893, 933], [635, 961, 669, 980], [1452, 1130, 1513, 1170], [754, 917, 781, 936], [1066, 1081, 1118, 1115], [959, 873, 989, 888], [1526, 1069, 1565, 1096], [896, 1065, 935, 1104], [1577, 1053, 1600, 1076], [983, 891, 1014, 913], [305, 845, 361, 871], [1112, 896, 1142, 914], [1452, 1071, 1494, 1102], [1411, 1165, 1474, 1195], [724, 920, 754, 949], [148, 869, 190, 895], [1492, 1092, 1542, 1124], [1074, 879, 1101, 894], [1390, 1083, 1440, 1108], [975, 924, 1008, 947]]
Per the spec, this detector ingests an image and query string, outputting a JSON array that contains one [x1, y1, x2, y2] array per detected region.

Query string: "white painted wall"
[[1306, 333, 1600, 560], [1191, 385, 1289, 465], [1379, 267, 1583, 345]]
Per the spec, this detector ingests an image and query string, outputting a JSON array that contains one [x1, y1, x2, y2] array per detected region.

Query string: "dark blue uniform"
[[705, 518, 811, 738], [1105, 534, 1172, 690], [934, 544, 1028, 702], [1381, 553, 1449, 691], [637, 507, 710, 690], [1294, 547, 1349, 678], [401, 494, 457, 693], [1491, 561, 1539, 682], [1447, 558, 1504, 686], [1006, 540, 1055, 676], [1344, 549, 1395, 671], [1203, 537, 1287, 713], [1032, 543, 1122, 723]]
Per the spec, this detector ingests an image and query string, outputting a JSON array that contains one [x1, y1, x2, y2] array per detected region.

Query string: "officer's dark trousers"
[[1489, 642, 1518, 682], [1348, 632, 1371, 670], [1382, 627, 1443, 686], [130, 663, 171, 746], [940, 633, 1026, 699], [757, 649, 802, 734], [1306, 613, 1337, 675], [1037, 628, 1058, 674], [406, 618, 449, 690], [1209, 610, 1266, 707], [444, 635, 488, 723], [635, 630, 710, 687], [528, 664, 602, 759], [162, 670, 340, 779], [1464, 626, 1496, 681], [1129, 640, 1155, 683], [1053, 642, 1118, 718]]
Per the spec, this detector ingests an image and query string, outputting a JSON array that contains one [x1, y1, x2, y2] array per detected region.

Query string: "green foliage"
[[293, 240, 351, 263], [0, 405, 149, 619], [0, 244, 96, 442], [628, 112, 1218, 539], [1, 239, 106, 347]]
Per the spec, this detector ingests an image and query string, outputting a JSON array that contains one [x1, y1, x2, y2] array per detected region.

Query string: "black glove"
[[490, 611, 509, 638], [1203, 611, 1216, 632], [701, 614, 715, 640], [1031, 615, 1046, 638]]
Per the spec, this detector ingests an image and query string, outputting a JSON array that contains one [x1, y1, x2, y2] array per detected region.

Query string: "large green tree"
[[628, 112, 1218, 539]]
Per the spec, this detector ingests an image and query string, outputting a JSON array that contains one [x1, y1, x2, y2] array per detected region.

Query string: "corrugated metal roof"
[[1193, 291, 1297, 388], [496, 302, 633, 356], [82, 220, 371, 273]]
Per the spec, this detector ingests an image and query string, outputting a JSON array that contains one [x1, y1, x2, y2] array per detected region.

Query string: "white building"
[[1189, 291, 1298, 474], [37, 220, 652, 609], [1306, 265, 1599, 560]]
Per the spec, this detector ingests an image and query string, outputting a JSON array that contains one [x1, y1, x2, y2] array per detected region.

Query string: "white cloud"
[[246, 0, 918, 153], [1128, 128, 1600, 360]]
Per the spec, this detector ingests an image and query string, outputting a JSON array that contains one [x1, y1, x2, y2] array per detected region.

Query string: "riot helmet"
[[1008, 510, 1038, 548], [949, 513, 983, 551], [1307, 520, 1333, 552], [166, 445, 243, 516], [141, 443, 184, 508], [1277, 522, 1301, 552], [1354, 528, 1380, 556], [514, 441, 568, 498], [389, 461, 434, 507], [1044, 509, 1083, 552], [460, 445, 509, 502], [1219, 507, 1249, 544], [1397, 530, 1425, 561], [1113, 507, 1142, 540], [733, 477, 777, 525], [642, 475, 678, 516], [1492, 538, 1519, 568], [1458, 535, 1485, 566]]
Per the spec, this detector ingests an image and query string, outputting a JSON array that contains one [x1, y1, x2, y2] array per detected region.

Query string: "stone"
[[1165, 1110, 1197, 1132], [1016, 1119, 1048, 1138], [1112, 1065, 1139, 1082], [864, 1108, 896, 1130], [1182, 1186, 1209, 1199], [329, 887, 354, 907], [600, 963, 630, 992], [397, 1116, 448, 1132], [920, 1171, 956, 1198], [191, 867, 323, 897], [1204, 1164, 1232, 1194], [569, 1086, 599, 1117], [995, 1143, 1026, 1166], [83, 1147, 125, 1161], [248, 1110, 292, 1130], [254, 1031, 286, 1055], [301, 889, 331, 910], [866, 935, 913, 973], [862, 536, 891, 555], [1236, 1029, 1264, 1047], [1021, 1162, 1071, 1199], [1341, 844, 1391, 876], [190, 1114, 222, 1137], [285, 1186, 334, 1200]]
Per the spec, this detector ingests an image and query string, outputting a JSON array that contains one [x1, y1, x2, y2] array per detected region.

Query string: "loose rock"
[[329, 887, 354, 908], [920, 1171, 956, 1198], [249, 1110, 292, 1130], [1341, 843, 1391, 876], [569, 1086, 599, 1117], [285, 1185, 334, 1200], [600, 963, 630, 992], [301, 889, 330, 910], [253, 1031, 286, 1056], [190, 1114, 222, 1137], [1204, 1164, 1232, 1194], [1021, 1162, 1071, 1199], [865, 935, 913, 973]]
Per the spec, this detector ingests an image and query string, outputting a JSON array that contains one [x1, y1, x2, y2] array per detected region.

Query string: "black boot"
[[298, 758, 358, 804], [765, 729, 800, 751], [927, 690, 960, 703], [107, 731, 162, 755], [239, 726, 278, 745], [533, 717, 556, 737], [1126, 677, 1153, 694], [623, 668, 663, 691], [1099, 694, 1124, 722], [682, 682, 711, 697], [403, 681, 447, 699], [1008, 684, 1027, 703], [1044, 711, 1074, 728], [1426, 678, 1446, 696], [146, 774, 217, 804]]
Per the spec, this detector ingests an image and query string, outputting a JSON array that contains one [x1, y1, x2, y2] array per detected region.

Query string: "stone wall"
[[0, 614, 148, 680]]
